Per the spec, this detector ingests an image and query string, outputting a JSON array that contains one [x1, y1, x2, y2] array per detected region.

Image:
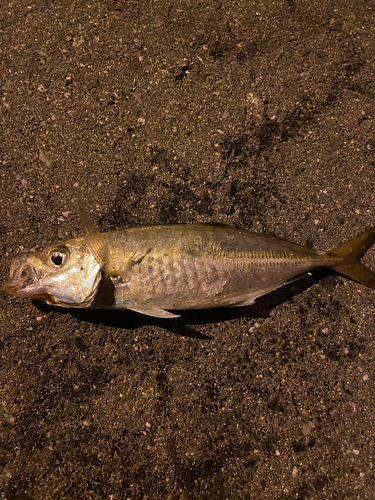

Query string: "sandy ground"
[[1, 1, 375, 499]]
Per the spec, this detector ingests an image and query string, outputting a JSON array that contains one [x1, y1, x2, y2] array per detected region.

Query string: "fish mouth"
[[4, 255, 44, 299]]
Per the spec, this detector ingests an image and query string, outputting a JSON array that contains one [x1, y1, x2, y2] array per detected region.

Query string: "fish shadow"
[[32, 269, 334, 339]]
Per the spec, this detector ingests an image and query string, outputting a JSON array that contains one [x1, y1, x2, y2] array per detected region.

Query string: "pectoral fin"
[[76, 188, 119, 277], [117, 249, 151, 282], [76, 188, 151, 282], [126, 305, 180, 318]]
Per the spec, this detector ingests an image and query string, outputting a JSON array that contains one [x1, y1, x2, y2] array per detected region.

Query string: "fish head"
[[5, 238, 101, 308]]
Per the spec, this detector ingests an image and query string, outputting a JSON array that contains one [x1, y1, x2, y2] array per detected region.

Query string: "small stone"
[[39, 150, 53, 168], [2, 415, 15, 426], [72, 36, 84, 48], [302, 424, 311, 437]]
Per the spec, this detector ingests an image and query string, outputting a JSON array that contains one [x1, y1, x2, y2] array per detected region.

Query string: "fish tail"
[[326, 227, 375, 289]]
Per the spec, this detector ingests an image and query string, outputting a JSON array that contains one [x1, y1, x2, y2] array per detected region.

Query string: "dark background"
[[1, 1, 375, 499]]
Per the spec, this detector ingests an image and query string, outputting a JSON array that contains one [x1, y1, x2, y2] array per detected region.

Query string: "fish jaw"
[[5, 254, 47, 300]]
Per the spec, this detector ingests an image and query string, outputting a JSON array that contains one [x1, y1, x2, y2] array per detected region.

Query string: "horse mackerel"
[[5, 192, 375, 318]]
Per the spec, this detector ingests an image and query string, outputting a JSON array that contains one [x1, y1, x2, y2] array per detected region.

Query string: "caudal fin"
[[327, 227, 375, 289]]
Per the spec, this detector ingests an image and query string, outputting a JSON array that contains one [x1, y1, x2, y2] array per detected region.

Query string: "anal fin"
[[231, 298, 255, 308], [126, 305, 180, 318], [230, 274, 311, 308]]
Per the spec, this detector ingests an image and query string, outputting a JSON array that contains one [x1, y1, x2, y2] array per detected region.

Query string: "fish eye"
[[49, 248, 68, 267], [51, 253, 64, 266]]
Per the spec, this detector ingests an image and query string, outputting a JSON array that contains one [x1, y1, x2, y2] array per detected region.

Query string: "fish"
[[4, 191, 375, 318]]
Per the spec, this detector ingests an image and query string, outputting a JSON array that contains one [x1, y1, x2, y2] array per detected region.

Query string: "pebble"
[[302, 424, 311, 437], [2, 415, 15, 426]]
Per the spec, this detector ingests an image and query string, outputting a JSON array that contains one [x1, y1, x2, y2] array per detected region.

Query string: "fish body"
[[6, 216, 375, 318], [101, 225, 335, 311]]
